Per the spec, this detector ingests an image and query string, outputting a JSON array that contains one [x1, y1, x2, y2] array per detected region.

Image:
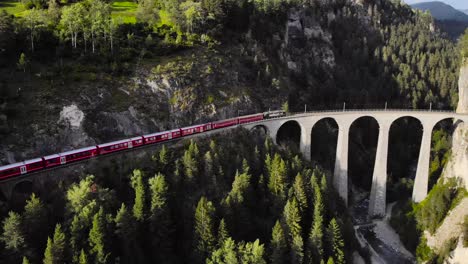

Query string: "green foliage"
[[464, 215, 468, 247], [223, 170, 251, 206], [52, 224, 66, 263], [292, 173, 308, 212], [217, 218, 229, 247], [416, 236, 434, 262], [17, 52, 28, 72], [414, 178, 464, 234], [183, 140, 200, 181], [131, 169, 146, 221], [67, 175, 95, 214], [0, 130, 351, 263], [89, 207, 108, 263], [461, 29, 468, 60], [43, 237, 53, 264], [79, 249, 88, 264], [326, 218, 344, 264], [22, 256, 30, 264], [23, 193, 47, 253], [270, 220, 287, 264], [194, 196, 216, 260], [283, 197, 303, 263], [267, 153, 288, 201], [308, 175, 324, 263], [206, 237, 266, 264], [1, 211, 25, 252]]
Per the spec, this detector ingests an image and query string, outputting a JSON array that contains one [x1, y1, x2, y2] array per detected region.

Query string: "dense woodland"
[[0, 130, 358, 263], [0, 0, 462, 110], [0, 0, 467, 263]]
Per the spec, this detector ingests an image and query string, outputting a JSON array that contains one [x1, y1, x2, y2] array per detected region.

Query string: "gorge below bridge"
[[242, 109, 468, 216]]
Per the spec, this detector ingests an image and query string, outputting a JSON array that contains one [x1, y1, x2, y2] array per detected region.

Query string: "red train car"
[[204, 123, 213, 131], [144, 131, 171, 145], [24, 158, 44, 173], [44, 154, 63, 168], [212, 118, 239, 129], [181, 124, 205, 136], [59, 146, 98, 163], [98, 140, 131, 155], [0, 158, 45, 180], [239, 114, 263, 124], [169, 129, 182, 139], [0, 162, 24, 180], [130, 136, 145, 148]]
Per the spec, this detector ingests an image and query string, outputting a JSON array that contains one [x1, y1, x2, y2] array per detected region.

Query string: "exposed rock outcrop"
[[426, 63, 468, 261]]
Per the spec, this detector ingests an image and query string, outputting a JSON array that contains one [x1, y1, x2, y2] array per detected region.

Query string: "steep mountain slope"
[[411, 1, 468, 21], [411, 1, 468, 39], [0, 0, 460, 164]]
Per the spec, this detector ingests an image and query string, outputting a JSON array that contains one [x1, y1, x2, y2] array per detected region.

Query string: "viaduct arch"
[[243, 110, 468, 216]]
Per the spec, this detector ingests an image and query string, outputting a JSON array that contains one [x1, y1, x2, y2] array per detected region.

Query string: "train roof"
[[0, 161, 24, 170], [130, 136, 143, 141], [181, 124, 204, 130], [44, 154, 60, 160], [143, 131, 167, 138], [98, 139, 130, 148], [24, 158, 43, 164], [59, 146, 97, 156]]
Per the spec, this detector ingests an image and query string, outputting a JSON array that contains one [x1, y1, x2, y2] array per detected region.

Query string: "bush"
[[414, 178, 461, 234]]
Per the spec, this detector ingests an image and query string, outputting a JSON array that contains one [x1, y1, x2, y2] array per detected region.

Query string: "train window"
[[29, 162, 42, 169]]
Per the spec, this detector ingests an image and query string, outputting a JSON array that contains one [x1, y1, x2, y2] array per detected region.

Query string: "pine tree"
[[131, 169, 145, 221], [283, 197, 303, 264], [114, 203, 136, 263], [326, 219, 344, 264], [242, 159, 250, 174], [239, 239, 266, 264], [159, 145, 169, 168], [43, 237, 53, 264], [22, 256, 30, 264], [52, 224, 66, 263], [308, 175, 324, 263], [217, 218, 229, 247], [89, 207, 108, 264], [224, 170, 251, 205], [23, 193, 47, 251], [79, 249, 88, 264], [293, 173, 308, 212], [194, 196, 216, 261], [206, 237, 237, 264], [268, 154, 287, 201], [270, 221, 287, 264], [1, 211, 25, 252], [326, 257, 335, 264], [148, 173, 172, 261]]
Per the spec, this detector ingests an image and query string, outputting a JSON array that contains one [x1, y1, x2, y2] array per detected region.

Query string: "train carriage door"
[[20, 166, 27, 174], [168, 133, 172, 139], [200, 126, 204, 132], [60, 156, 66, 164], [128, 141, 133, 149]]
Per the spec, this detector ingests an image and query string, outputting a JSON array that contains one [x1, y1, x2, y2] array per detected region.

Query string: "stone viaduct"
[[242, 110, 468, 216]]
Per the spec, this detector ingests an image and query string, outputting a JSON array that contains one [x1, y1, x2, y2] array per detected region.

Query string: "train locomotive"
[[0, 110, 286, 180]]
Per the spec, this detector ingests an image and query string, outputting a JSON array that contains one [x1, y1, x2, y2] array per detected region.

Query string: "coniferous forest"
[[0, 129, 356, 264]]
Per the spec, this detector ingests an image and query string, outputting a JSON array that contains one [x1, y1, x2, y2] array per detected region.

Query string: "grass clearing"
[[0, 0, 27, 17], [111, 0, 137, 24]]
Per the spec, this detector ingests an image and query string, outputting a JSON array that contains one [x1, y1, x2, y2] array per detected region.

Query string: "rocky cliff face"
[[426, 63, 468, 260], [443, 64, 468, 188]]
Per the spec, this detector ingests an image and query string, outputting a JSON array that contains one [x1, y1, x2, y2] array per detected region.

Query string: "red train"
[[0, 111, 285, 180]]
